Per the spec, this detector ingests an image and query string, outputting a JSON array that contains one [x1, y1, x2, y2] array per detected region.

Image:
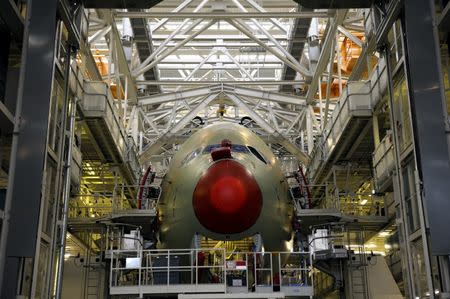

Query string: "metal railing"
[[308, 81, 373, 180], [293, 183, 388, 219], [109, 248, 313, 297], [68, 184, 160, 220], [373, 132, 395, 189], [339, 194, 387, 218]]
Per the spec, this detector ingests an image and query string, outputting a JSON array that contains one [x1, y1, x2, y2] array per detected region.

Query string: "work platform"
[[296, 207, 388, 235], [109, 249, 314, 298], [307, 58, 388, 192], [80, 80, 141, 190], [373, 132, 395, 192]]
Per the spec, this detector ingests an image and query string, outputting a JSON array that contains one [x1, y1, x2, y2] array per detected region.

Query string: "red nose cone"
[[193, 160, 263, 234]]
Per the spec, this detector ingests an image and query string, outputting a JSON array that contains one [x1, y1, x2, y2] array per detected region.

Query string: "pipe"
[[137, 165, 152, 209]]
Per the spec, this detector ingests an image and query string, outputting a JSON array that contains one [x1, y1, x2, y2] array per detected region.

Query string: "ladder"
[[347, 229, 369, 299], [348, 264, 368, 299], [86, 266, 101, 299]]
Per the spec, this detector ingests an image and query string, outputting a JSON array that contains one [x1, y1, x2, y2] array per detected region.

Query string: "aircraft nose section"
[[193, 159, 263, 234]]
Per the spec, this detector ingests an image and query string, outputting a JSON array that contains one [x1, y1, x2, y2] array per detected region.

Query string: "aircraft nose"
[[192, 159, 263, 234]]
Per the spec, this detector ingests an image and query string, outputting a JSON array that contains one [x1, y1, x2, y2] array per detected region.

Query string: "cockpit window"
[[181, 148, 202, 166], [202, 144, 249, 154], [248, 146, 267, 164]]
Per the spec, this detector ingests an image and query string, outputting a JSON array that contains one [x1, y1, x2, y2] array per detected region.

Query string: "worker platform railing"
[[308, 57, 388, 186], [373, 132, 395, 192], [68, 183, 160, 223], [308, 81, 373, 184], [80, 80, 141, 185], [109, 248, 313, 298]]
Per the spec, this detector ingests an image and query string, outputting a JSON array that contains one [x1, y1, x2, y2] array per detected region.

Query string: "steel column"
[[403, 0, 450, 255], [0, 0, 58, 297]]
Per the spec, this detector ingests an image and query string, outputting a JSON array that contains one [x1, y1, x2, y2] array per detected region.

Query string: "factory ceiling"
[[85, 0, 369, 163]]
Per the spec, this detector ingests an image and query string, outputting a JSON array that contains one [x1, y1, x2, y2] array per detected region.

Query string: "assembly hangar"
[[0, 0, 449, 298]]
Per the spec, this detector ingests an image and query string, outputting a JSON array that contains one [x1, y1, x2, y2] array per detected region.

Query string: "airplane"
[[156, 122, 295, 253]]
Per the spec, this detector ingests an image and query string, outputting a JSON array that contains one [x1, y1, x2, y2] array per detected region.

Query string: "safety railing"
[[109, 248, 313, 297], [113, 183, 161, 212], [291, 183, 338, 210], [82, 80, 127, 157], [308, 81, 372, 180], [68, 184, 159, 220], [339, 194, 386, 218], [373, 132, 395, 190], [110, 248, 227, 296], [279, 252, 314, 296]]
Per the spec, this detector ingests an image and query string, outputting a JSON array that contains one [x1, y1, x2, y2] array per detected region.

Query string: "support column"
[[0, 0, 58, 297], [372, 113, 380, 148], [306, 107, 314, 155], [403, 0, 450, 255]]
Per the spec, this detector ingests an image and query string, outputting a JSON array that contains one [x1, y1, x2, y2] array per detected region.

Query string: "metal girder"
[[439, 0, 450, 31], [170, 92, 219, 133], [276, 136, 309, 164], [227, 93, 276, 134], [230, 0, 308, 77], [404, 0, 450, 256], [242, 0, 288, 33], [139, 84, 307, 106], [323, 36, 336, 129], [233, 17, 311, 77], [96, 10, 138, 102], [133, 0, 209, 74], [227, 19, 311, 77], [83, 0, 163, 8], [138, 85, 221, 105], [115, 11, 331, 19], [223, 84, 307, 106], [88, 25, 111, 44], [349, 0, 402, 81], [293, 0, 374, 8], [0, 0, 58, 296], [305, 9, 347, 102], [133, 19, 216, 77], [280, 5, 312, 93], [338, 25, 362, 47], [152, 0, 196, 32], [135, 80, 303, 86], [134, 18, 204, 76]]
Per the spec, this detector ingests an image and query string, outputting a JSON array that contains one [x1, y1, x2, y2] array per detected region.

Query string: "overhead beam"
[[224, 84, 307, 106], [227, 19, 311, 77], [227, 94, 276, 134], [170, 92, 219, 133], [338, 25, 363, 47], [139, 85, 221, 105], [115, 11, 331, 19], [96, 10, 138, 102], [136, 80, 305, 86], [305, 9, 347, 102], [83, 0, 163, 8], [293, 0, 374, 8]]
